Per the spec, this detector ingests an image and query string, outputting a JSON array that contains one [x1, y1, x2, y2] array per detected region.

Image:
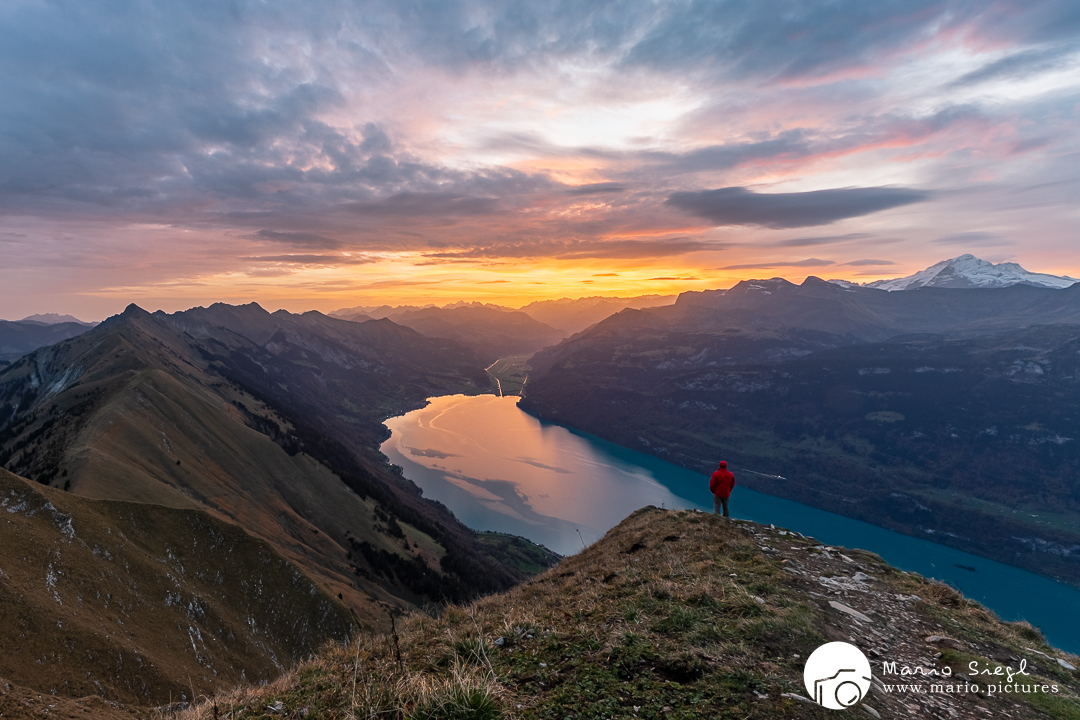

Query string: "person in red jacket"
[[709, 461, 735, 517]]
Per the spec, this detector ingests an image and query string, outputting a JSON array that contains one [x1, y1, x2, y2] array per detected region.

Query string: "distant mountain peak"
[[730, 277, 798, 294], [864, 255, 1078, 291], [18, 313, 95, 326], [120, 302, 151, 317]]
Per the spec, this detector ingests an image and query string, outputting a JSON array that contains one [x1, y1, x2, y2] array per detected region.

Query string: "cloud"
[[514, 456, 572, 473], [422, 237, 714, 261], [642, 132, 812, 174], [852, 269, 900, 276], [2, 0, 1079, 307], [950, 45, 1080, 87], [345, 192, 502, 218], [771, 233, 873, 247], [932, 231, 1011, 246], [667, 186, 931, 228], [622, 0, 962, 84], [254, 230, 342, 249], [241, 254, 376, 265], [721, 258, 835, 270], [842, 259, 896, 266], [565, 182, 627, 195], [592, 273, 619, 276]]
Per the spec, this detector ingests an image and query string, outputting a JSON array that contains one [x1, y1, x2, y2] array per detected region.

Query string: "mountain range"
[[0, 319, 97, 363], [332, 303, 566, 363], [3, 255, 1080, 714], [521, 276, 1080, 585], [857, 254, 1078, 291], [0, 301, 561, 707], [18, 313, 97, 326], [330, 295, 678, 352]]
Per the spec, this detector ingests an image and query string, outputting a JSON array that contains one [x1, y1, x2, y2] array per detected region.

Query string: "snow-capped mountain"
[[864, 254, 1078, 291]]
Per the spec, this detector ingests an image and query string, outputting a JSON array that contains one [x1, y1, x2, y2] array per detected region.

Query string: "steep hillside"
[[0, 467, 353, 709], [0, 319, 93, 361], [0, 304, 530, 629], [176, 508, 1080, 720], [521, 283, 1080, 586]]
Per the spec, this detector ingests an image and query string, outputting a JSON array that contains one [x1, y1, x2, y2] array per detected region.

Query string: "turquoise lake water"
[[382, 394, 1080, 653]]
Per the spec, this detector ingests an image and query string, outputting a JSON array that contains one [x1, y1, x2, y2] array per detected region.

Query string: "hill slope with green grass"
[[176, 507, 1080, 720], [0, 467, 354, 710]]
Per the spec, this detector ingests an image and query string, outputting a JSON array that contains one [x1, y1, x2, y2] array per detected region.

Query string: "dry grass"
[[168, 633, 505, 720], [170, 507, 1080, 720], [173, 508, 833, 720]]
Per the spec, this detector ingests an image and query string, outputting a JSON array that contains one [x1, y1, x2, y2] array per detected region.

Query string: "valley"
[[6, 0, 1080, 713], [2, 258, 1080, 716], [0, 301, 560, 708]]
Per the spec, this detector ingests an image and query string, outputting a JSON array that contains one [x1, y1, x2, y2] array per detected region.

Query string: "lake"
[[382, 393, 1080, 653]]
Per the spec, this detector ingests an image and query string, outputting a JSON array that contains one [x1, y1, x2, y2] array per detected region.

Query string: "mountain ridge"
[[17, 313, 96, 326], [0, 319, 94, 362], [861, 254, 1078, 291], [521, 283, 1080, 586], [0, 303, 536, 630], [333, 305, 566, 363], [174, 507, 1080, 720]]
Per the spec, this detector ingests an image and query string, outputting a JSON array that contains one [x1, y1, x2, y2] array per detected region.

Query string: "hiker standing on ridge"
[[709, 461, 735, 518]]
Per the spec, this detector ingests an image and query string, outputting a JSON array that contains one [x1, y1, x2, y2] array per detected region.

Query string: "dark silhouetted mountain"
[[0, 319, 94, 361], [332, 302, 565, 361], [379, 306, 566, 362], [519, 294, 677, 335], [328, 297, 680, 357], [522, 281, 1080, 585], [0, 303, 534, 632], [650, 276, 1080, 341], [18, 312, 97, 325]]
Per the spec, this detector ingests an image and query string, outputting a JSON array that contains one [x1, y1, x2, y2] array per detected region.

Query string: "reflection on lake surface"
[[382, 394, 1080, 653], [382, 394, 691, 554]]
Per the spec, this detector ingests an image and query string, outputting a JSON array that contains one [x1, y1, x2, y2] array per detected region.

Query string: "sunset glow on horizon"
[[2, 1, 1079, 320]]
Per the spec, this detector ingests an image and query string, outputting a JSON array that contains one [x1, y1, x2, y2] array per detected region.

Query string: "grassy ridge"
[[175, 507, 1080, 720], [0, 468, 354, 709]]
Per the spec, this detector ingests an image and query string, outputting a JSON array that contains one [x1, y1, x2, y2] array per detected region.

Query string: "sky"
[[1, 0, 1079, 320]]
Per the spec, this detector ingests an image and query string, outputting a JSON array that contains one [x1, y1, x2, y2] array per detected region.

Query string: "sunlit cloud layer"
[[1, 0, 1079, 318]]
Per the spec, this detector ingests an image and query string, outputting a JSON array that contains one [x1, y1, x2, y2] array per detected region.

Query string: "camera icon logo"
[[803, 641, 872, 709]]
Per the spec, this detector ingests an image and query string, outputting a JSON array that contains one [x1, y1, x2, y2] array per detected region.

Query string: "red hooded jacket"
[[709, 462, 735, 499]]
